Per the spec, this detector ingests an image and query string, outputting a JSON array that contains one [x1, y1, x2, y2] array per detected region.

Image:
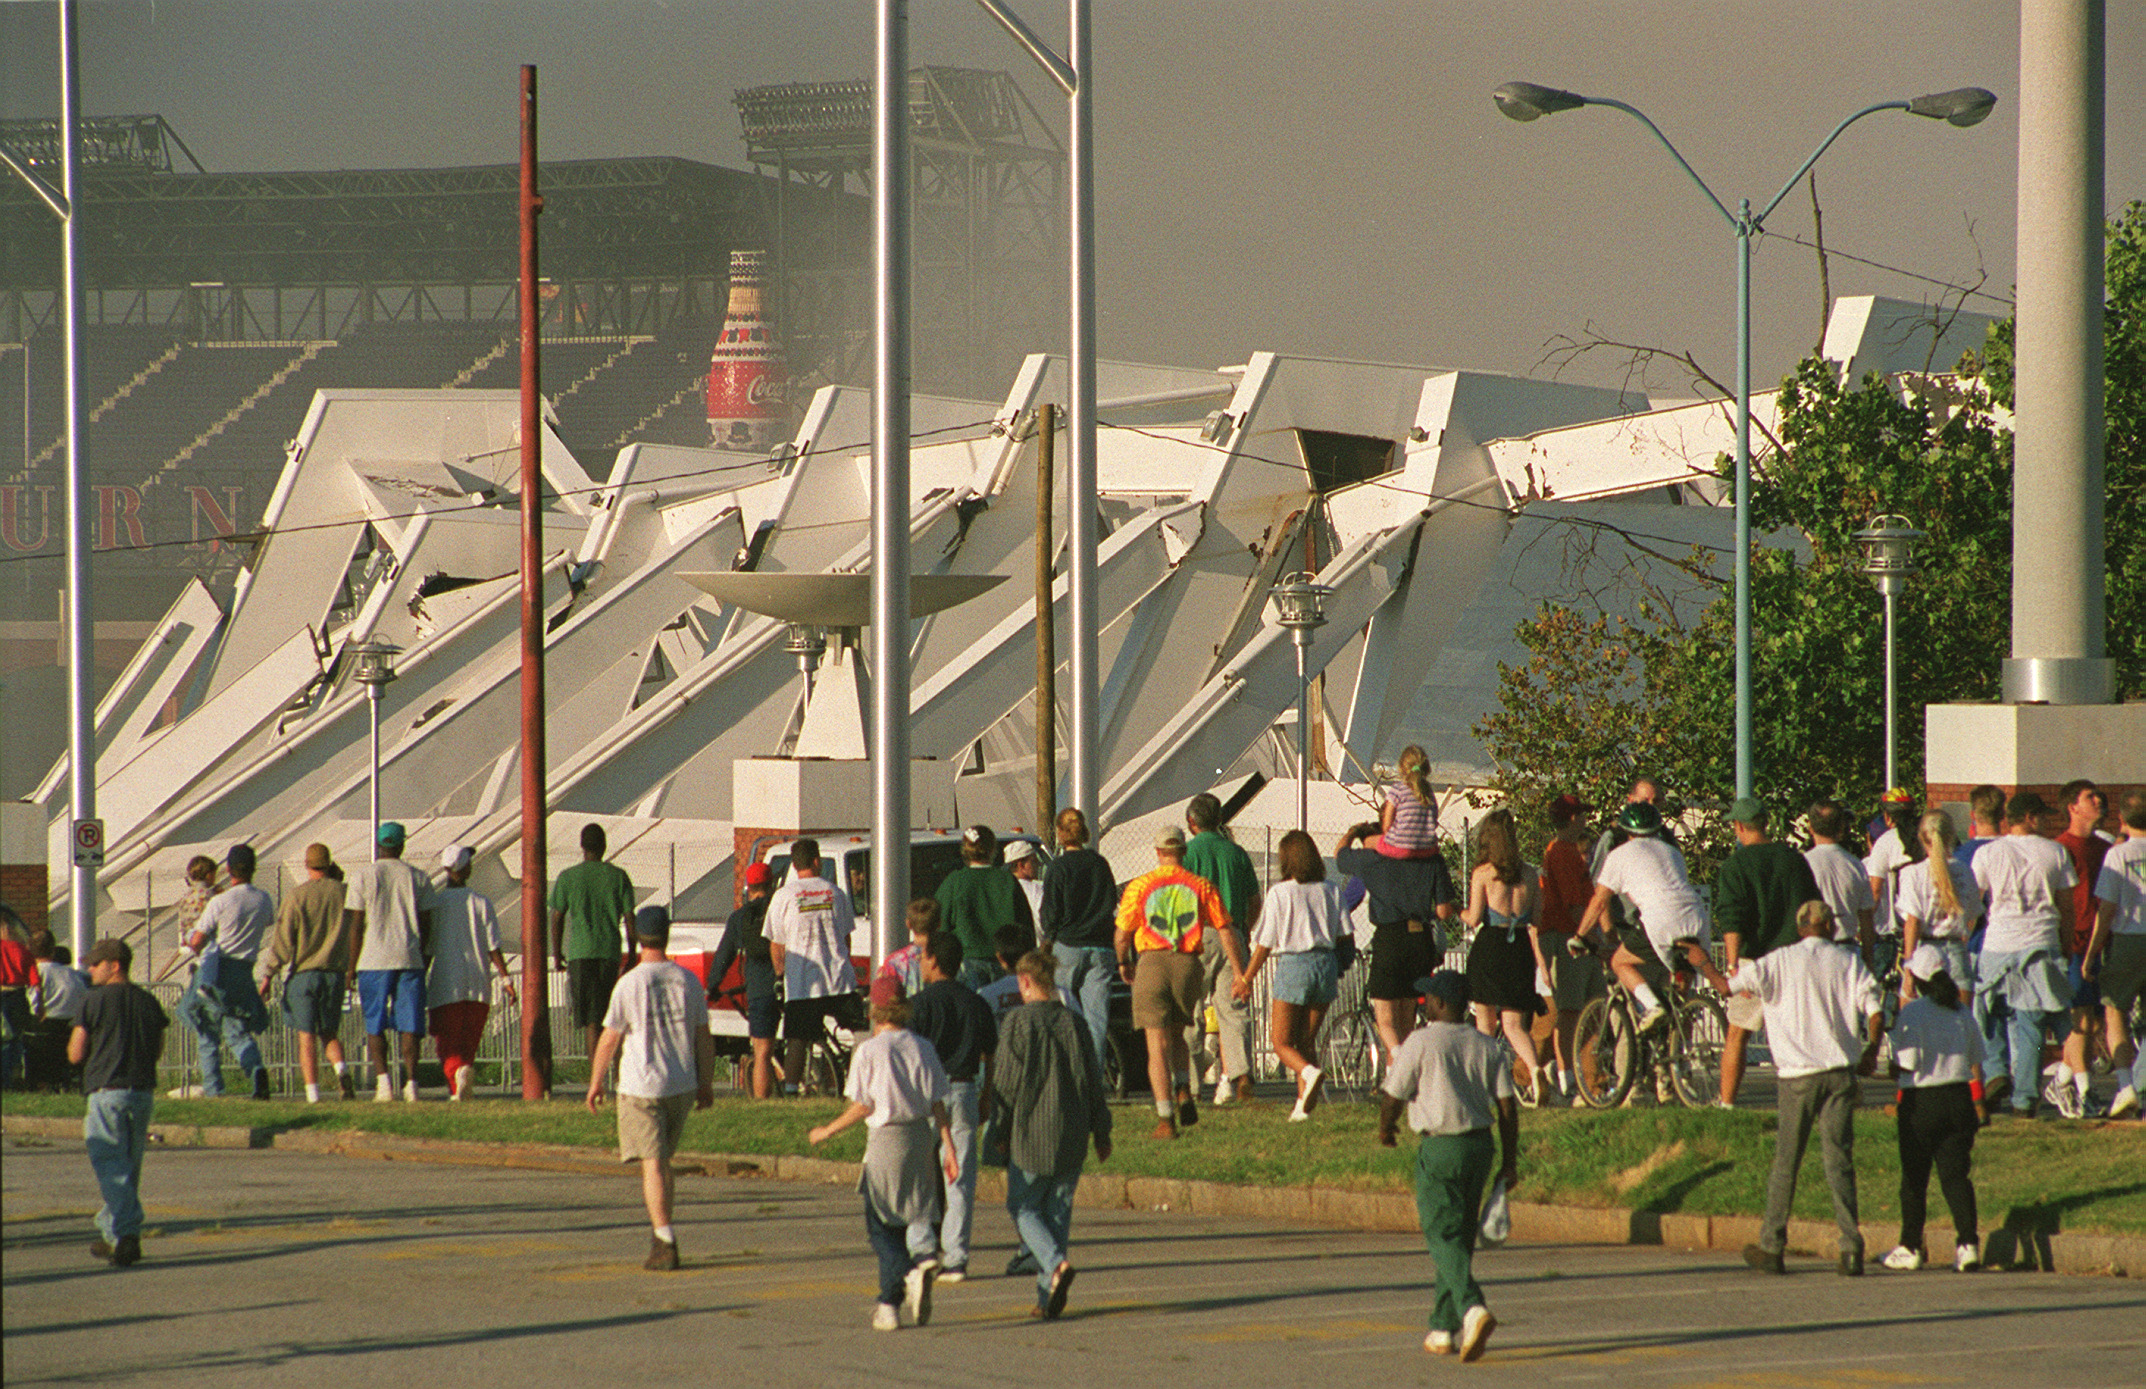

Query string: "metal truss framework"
[[735, 66, 1062, 397], [2, 157, 778, 339]]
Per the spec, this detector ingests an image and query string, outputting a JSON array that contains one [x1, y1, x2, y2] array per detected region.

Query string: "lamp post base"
[[1999, 657, 2115, 705]]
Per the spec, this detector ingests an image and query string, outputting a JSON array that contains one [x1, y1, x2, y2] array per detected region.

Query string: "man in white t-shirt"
[[765, 838, 859, 1095], [1804, 801, 1876, 953], [1005, 839, 1045, 922], [181, 844, 276, 1099], [1971, 791, 2077, 1118], [586, 906, 714, 1272], [1681, 902, 1882, 1275], [349, 822, 437, 1102], [1576, 802, 1710, 1035], [1864, 790, 1917, 976], [2086, 789, 2146, 1119]]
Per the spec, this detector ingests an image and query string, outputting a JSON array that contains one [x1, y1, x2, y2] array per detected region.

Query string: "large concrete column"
[[2002, 0, 2110, 704]]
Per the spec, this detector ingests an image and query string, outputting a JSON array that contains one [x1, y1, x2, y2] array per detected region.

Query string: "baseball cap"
[[1728, 796, 1766, 825], [377, 821, 407, 848], [1418, 968, 1470, 1008], [1615, 801, 1663, 837], [304, 843, 333, 871], [85, 937, 132, 969], [439, 844, 474, 873], [742, 861, 773, 888], [1003, 839, 1037, 864], [1154, 826, 1186, 850], [632, 904, 671, 944], [1905, 943, 1949, 982], [870, 973, 906, 1008], [1548, 793, 1592, 826]]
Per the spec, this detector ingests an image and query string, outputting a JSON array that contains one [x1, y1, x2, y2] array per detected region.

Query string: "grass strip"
[[7, 1091, 2142, 1237]]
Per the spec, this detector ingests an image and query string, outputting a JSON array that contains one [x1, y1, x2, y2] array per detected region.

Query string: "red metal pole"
[[518, 63, 553, 1099]]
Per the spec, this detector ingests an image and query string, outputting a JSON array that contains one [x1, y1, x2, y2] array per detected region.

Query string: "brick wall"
[[1926, 782, 2140, 834], [0, 863, 47, 935]]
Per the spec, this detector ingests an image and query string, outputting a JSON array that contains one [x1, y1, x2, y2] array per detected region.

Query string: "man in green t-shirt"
[[549, 823, 637, 1058], [1180, 794, 1256, 1105], [935, 826, 1034, 988], [1714, 796, 1822, 1108]]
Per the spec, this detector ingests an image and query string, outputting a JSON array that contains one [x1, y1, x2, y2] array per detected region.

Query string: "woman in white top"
[[808, 976, 959, 1330], [1897, 811, 1984, 1002], [1881, 944, 1986, 1273], [1462, 810, 1549, 1105], [1233, 830, 1347, 1122]]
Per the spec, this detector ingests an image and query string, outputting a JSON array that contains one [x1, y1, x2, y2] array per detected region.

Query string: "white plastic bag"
[[1478, 1177, 1511, 1247]]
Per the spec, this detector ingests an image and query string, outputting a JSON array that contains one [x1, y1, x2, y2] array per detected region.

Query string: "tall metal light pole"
[[1272, 574, 1331, 834], [1854, 516, 1925, 795], [516, 64, 553, 1100], [870, 0, 915, 965], [1491, 80, 1995, 799], [0, 0, 94, 958], [351, 641, 401, 845], [974, 0, 1096, 825]]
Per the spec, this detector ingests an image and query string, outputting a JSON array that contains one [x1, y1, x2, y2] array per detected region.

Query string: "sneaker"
[[1045, 1260, 1077, 1319], [1954, 1242, 1981, 1272], [2111, 1085, 2141, 1119], [1636, 1003, 1669, 1035], [872, 1303, 900, 1332], [936, 1266, 967, 1285], [1299, 1064, 1325, 1115], [1212, 1075, 1232, 1105], [2044, 1075, 2084, 1119], [1458, 1303, 1496, 1362], [454, 1068, 474, 1102], [1838, 1249, 1865, 1277], [644, 1235, 680, 1271], [1742, 1243, 1785, 1275], [1880, 1245, 1925, 1271], [1287, 1100, 1309, 1123], [903, 1260, 938, 1327], [304, 1083, 321, 1104], [112, 1235, 141, 1268], [337, 1071, 357, 1101], [402, 1080, 420, 1104], [1175, 1089, 1199, 1128], [1151, 1116, 1179, 1141], [373, 1075, 394, 1103], [1982, 1074, 2012, 1110], [1424, 1330, 1454, 1355], [251, 1069, 272, 1101]]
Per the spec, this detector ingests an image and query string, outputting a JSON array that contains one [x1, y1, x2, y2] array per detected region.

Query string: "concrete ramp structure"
[[42, 297, 1959, 945]]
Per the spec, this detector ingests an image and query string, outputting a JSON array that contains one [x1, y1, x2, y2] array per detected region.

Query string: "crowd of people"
[[24, 757, 2144, 1365]]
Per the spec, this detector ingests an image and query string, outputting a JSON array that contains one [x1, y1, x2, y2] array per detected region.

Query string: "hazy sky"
[[4, 1, 2141, 397]]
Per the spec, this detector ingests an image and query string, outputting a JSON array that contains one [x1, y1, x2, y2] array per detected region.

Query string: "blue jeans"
[[191, 957, 265, 1095], [1055, 945, 1116, 1081], [864, 1204, 914, 1307], [1981, 995, 2054, 1111], [1006, 1164, 1079, 1304], [908, 1080, 981, 1269], [85, 1089, 155, 1242]]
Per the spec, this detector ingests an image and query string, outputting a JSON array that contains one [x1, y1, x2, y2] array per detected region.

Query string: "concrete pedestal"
[[1924, 701, 2145, 820]]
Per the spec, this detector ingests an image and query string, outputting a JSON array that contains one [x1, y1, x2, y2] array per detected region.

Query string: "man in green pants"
[[1377, 968, 1518, 1363]]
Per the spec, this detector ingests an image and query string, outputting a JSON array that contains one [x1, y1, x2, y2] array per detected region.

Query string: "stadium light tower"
[[1491, 79, 1995, 800], [0, 0, 96, 960]]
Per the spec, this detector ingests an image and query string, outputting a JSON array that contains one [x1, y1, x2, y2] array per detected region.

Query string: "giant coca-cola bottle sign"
[[707, 249, 789, 451]]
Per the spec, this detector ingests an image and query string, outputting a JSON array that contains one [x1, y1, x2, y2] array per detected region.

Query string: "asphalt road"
[[3, 1136, 2139, 1388]]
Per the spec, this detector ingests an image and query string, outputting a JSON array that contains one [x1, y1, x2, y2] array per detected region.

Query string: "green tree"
[[1478, 200, 2144, 857]]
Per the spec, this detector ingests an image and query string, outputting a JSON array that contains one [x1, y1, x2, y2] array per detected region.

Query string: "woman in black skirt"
[[1462, 810, 1548, 1103], [1881, 943, 1986, 1272]]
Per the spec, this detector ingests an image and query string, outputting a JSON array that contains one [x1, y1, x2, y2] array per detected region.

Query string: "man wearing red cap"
[[709, 861, 779, 1098]]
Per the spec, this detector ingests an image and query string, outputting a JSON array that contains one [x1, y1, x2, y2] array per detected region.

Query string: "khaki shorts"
[[2101, 935, 2146, 1012], [618, 1091, 694, 1163], [1131, 950, 1204, 1030]]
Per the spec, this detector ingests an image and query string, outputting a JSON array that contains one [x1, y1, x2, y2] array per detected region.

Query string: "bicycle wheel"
[[1571, 997, 1634, 1109], [1669, 995, 1729, 1108], [1318, 1004, 1380, 1095]]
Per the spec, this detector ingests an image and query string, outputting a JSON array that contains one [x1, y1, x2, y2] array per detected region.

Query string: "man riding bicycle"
[[1572, 803, 1713, 1034]]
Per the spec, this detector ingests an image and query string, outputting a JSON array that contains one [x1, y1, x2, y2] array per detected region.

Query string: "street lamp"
[[350, 640, 401, 846], [1271, 572, 1331, 833], [1853, 515, 1925, 794], [1492, 79, 1994, 799]]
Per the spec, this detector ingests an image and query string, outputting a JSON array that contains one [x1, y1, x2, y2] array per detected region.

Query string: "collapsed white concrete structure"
[[31, 294, 1989, 947]]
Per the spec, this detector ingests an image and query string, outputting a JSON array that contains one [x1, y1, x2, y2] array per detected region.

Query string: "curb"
[[5, 1114, 2136, 1278]]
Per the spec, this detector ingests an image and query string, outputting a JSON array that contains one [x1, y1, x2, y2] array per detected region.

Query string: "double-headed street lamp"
[[1854, 515, 1926, 795], [1272, 573, 1331, 834], [1492, 80, 1994, 799]]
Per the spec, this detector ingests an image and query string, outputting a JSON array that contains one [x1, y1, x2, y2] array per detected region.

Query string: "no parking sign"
[[72, 818, 105, 869]]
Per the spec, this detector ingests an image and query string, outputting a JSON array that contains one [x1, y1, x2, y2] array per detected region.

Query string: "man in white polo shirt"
[[1682, 901, 1882, 1276], [2086, 789, 2146, 1119]]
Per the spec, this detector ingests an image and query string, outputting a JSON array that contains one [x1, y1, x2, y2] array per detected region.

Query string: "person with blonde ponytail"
[[1898, 812, 1984, 1003], [1376, 746, 1442, 860]]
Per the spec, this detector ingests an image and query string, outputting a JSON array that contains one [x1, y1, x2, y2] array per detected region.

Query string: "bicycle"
[[1567, 939, 1728, 1109]]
